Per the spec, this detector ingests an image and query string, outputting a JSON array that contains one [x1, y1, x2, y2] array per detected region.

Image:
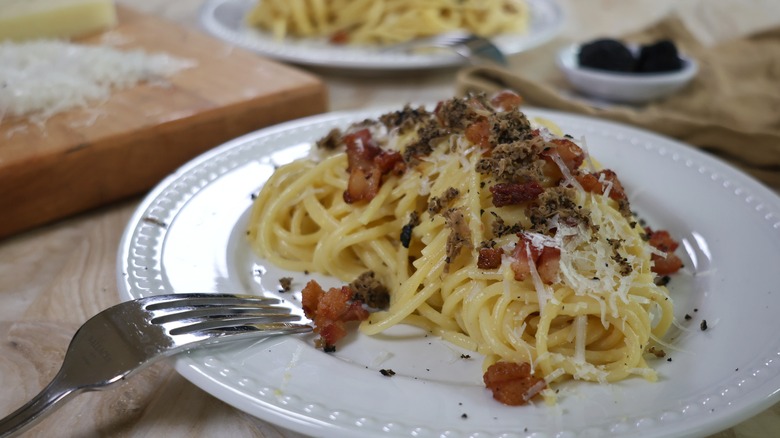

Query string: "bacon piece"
[[600, 169, 627, 200], [477, 247, 503, 269], [344, 129, 378, 171], [551, 138, 585, 171], [343, 128, 406, 204], [536, 246, 561, 283], [301, 280, 370, 349], [651, 253, 683, 276], [490, 90, 524, 112], [301, 279, 325, 318], [510, 236, 540, 281], [344, 167, 380, 204], [483, 361, 546, 406], [577, 169, 627, 202], [576, 172, 602, 194], [489, 181, 544, 207], [539, 138, 584, 184], [646, 228, 684, 275], [329, 30, 349, 44], [465, 118, 491, 148], [540, 138, 585, 178], [374, 149, 405, 175], [510, 235, 560, 284]]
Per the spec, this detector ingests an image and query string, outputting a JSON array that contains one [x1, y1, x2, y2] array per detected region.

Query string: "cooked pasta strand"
[[246, 0, 530, 44]]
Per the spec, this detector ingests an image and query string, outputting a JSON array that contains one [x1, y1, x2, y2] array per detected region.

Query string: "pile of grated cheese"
[[0, 39, 196, 125]]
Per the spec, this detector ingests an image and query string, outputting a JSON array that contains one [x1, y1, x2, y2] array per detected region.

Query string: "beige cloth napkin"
[[456, 18, 780, 189]]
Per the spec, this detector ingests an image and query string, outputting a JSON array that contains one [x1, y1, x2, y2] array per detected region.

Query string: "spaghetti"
[[247, 93, 681, 404], [246, 0, 530, 45]]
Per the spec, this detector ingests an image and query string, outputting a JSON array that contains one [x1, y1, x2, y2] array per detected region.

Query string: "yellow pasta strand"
[[246, 0, 530, 44]]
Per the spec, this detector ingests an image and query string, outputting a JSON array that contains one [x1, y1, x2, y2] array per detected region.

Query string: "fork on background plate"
[[0, 293, 312, 438], [385, 32, 508, 66]]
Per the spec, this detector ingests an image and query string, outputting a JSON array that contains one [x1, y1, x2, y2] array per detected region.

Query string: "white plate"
[[118, 108, 780, 438], [198, 0, 564, 70]]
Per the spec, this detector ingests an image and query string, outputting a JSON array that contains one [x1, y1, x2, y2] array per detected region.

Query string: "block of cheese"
[[0, 0, 117, 42]]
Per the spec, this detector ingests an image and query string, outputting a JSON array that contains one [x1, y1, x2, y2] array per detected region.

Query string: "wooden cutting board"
[[0, 6, 327, 240]]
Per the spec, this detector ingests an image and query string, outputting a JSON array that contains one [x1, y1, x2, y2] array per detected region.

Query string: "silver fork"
[[0, 293, 312, 437], [385, 32, 508, 66]]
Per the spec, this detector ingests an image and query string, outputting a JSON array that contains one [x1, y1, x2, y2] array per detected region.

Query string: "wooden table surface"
[[1, 1, 778, 437]]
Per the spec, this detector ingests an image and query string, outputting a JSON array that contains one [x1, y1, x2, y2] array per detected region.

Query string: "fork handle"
[[0, 376, 78, 438]]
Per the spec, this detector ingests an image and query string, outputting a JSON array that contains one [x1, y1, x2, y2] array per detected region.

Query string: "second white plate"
[[198, 0, 564, 70]]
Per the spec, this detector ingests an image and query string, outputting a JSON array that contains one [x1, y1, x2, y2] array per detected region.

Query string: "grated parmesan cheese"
[[544, 367, 566, 383], [578, 135, 598, 172], [573, 314, 588, 364], [0, 39, 195, 125], [628, 367, 657, 380], [549, 151, 585, 192]]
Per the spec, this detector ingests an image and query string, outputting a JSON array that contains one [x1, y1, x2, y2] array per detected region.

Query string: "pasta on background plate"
[[247, 92, 683, 405], [246, 0, 529, 45]]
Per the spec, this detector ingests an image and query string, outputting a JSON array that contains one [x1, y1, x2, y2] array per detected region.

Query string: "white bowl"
[[556, 43, 698, 104]]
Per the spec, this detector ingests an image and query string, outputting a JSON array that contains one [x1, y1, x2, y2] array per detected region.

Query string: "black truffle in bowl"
[[636, 39, 683, 73], [577, 39, 635, 72]]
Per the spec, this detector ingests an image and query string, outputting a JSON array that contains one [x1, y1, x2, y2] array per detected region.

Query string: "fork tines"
[[141, 293, 310, 338], [144, 293, 281, 310]]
